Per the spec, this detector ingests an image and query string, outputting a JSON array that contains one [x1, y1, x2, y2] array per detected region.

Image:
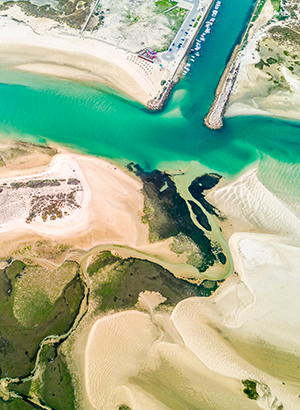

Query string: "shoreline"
[[0, 10, 170, 107], [0, 0, 216, 110], [0, 140, 231, 282]]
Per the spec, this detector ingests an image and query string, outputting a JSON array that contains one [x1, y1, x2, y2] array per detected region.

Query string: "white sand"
[[85, 309, 262, 410], [0, 150, 149, 250], [85, 311, 161, 409], [0, 9, 170, 105], [0, 153, 91, 237], [207, 167, 300, 244]]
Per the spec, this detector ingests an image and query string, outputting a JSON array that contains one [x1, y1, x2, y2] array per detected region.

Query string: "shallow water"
[[0, 0, 299, 187]]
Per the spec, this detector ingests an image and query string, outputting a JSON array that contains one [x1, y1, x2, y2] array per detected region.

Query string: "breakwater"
[[204, 45, 240, 129], [147, 80, 175, 110]]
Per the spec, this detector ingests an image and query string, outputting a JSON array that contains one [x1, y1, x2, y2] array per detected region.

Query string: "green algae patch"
[[0, 260, 84, 378], [89, 252, 220, 313], [127, 165, 217, 272], [242, 379, 259, 400]]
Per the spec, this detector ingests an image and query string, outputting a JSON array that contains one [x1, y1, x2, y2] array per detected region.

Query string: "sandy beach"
[[0, 8, 171, 106]]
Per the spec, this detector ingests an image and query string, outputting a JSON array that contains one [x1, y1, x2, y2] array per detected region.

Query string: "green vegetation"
[[118, 406, 132, 410], [0, 0, 91, 29], [0, 154, 5, 167], [8, 379, 31, 397], [269, 26, 300, 47], [242, 379, 259, 400], [168, 7, 188, 33], [0, 260, 84, 377], [266, 57, 277, 64], [126, 12, 139, 25], [0, 399, 37, 410], [88, 252, 220, 313], [155, 0, 177, 13], [7, 346, 76, 410], [271, 0, 281, 12], [39, 346, 76, 410], [255, 59, 269, 69], [154, 0, 187, 50], [87, 251, 121, 277], [14, 240, 70, 261], [0, 147, 27, 161], [252, 0, 267, 22]]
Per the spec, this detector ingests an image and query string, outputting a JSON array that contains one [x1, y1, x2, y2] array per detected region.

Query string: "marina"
[[182, 0, 222, 77]]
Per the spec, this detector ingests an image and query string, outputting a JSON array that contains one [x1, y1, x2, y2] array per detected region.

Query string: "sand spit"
[[0, 149, 149, 252], [0, 9, 170, 106]]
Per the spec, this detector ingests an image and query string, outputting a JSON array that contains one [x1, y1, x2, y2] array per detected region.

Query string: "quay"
[[147, 0, 218, 110], [80, 0, 220, 111]]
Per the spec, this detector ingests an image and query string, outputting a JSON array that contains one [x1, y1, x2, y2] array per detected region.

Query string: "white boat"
[[195, 52, 200, 56]]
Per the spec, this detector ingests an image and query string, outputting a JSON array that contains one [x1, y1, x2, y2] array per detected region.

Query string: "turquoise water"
[[0, 0, 300, 176]]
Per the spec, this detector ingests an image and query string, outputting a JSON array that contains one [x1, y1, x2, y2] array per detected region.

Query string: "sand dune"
[[85, 311, 161, 409], [207, 167, 300, 243], [85, 309, 262, 410]]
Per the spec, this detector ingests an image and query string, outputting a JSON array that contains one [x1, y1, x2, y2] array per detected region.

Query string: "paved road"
[[158, 0, 214, 74]]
